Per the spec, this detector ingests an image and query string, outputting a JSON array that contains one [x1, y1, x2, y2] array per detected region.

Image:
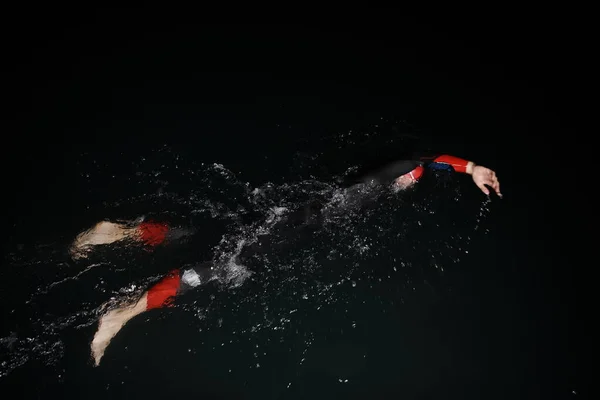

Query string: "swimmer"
[[73, 154, 500, 259], [70, 219, 193, 260], [88, 153, 501, 365]]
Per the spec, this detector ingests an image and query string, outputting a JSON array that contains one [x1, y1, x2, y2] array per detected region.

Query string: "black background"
[[2, 6, 592, 399]]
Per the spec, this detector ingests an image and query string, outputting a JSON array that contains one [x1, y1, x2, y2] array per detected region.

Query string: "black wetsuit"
[[343, 152, 453, 186], [152, 152, 470, 305]]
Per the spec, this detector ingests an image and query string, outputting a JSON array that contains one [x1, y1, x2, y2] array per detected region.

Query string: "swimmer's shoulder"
[[342, 150, 427, 186]]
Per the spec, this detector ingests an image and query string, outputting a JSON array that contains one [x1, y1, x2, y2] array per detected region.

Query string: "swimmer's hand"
[[470, 165, 502, 197]]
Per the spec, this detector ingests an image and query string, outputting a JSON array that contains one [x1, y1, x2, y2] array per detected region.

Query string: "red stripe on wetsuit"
[[138, 221, 169, 246], [408, 166, 424, 181], [147, 269, 181, 310], [433, 155, 469, 173]]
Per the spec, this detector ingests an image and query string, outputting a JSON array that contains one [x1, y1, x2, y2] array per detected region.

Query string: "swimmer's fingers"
[[472, 166, 493, 196], [476, 181, 491, 196], [492, 177, 502, 198], [485, 173, 502, 197], [475, 176, 497, 197], [473, 170, 502, 198], [483, 181, 502, 198]]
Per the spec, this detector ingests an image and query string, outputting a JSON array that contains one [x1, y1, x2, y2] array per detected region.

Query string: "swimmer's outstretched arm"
[[424, 154, 502, 197], [91, 267, 212, 366], [354, 153, 502, 197]]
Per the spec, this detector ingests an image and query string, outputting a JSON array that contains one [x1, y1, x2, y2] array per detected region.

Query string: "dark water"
[[2, 15, 587, 399]]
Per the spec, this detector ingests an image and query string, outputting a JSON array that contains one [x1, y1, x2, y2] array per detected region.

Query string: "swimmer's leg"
[[90, 263, 214, 366], [70, 220, 191, 260]]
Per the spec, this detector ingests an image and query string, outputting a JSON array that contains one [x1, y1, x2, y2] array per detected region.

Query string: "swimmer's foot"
[[70, 221, 134, 260], [91, 294, 148, 366]]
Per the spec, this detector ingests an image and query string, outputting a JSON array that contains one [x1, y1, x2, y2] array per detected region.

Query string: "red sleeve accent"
[[433, 155, 470, 173], [138, 222, 169, 246], [146, 269, 181, 310], [408, 166, 424, 181]]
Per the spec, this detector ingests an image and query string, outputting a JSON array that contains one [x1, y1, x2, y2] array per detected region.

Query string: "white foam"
[[182, 269, 202, 287]]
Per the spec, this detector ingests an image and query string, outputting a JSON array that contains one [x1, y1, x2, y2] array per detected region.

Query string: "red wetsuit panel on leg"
[[138, 222, 169, 246], [433, 155, 469, 173], [147, 270, 181, 310]]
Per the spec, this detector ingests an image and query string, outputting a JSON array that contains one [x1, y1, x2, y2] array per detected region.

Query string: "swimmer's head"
[[393, 166, 424, 190]]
